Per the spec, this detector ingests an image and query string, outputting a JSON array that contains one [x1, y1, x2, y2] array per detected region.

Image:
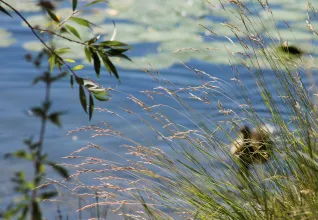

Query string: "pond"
[[1, 0, 318, 218]]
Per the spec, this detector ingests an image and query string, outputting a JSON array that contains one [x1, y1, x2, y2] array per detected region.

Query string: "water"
[[1, 1, 318, 218]]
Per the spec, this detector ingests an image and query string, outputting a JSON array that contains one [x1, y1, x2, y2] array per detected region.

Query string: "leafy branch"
[[0, 0, 131, 120], [32, 27, 89, 46], [0, 0, 130, 219]]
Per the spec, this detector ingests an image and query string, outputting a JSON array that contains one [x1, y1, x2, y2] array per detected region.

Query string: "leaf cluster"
[[0, 0, 130, 219]]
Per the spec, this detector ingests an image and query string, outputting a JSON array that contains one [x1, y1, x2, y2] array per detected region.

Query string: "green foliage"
[[89, 94, 94, 120], [84, 0, 107, 8], [53, 1, 318, 219], [70, 74, 74, 88], [72, 64, 84, 70], [83, 79, 111, 101], [45, 8, 60, 23], [20, 1, 131, 120], [45, 162, 69, 179], [90, 48, 101, 77], [0, 0, 131, 219], [70, 17, 91, 29], [84, 46, 92, 62], [72, 0, 77, 11], [0, 4, 11, 17], [65, 24, 81, 40], [48, 111, 65, 127], [79, 85, 88, 113]]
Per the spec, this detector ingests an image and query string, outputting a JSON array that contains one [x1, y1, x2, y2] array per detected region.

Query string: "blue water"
[[1, 2, 317, 219]]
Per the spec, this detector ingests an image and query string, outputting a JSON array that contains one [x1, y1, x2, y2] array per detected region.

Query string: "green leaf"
[[30, 107, 45, 119], [0, 5, 12, 17], [5, 150, 33, 160], [47, 162, 69, 179], [3, 203, 27, 219], [70, 17, 91, 29], [31, 202, 42, 220], [79, 85, 87, 113], [112, 53, 132, 62], [98, 51, 120, 81], [39, 164, 46, 174], [23, 139, 41, 150], [84, 79, 102, 90], [32, 75, 45, 85], [83, 80, 111, 101], [11, 171, 26, 185], [72, 0, 78, 11], [99, 40, 129, 47], [93, 92, 111, 101], [55, 47, 70, 54], [90, 49, 101, 77], [86, 35, 100, 45], [4, 203, 26, 219], [65, 24, 81, 40], [85, 0, 106, 8], [18, 206, 28, 220], [14, 150, 27, 158], [46, 9, 60, 22], [51, 71, 68, 82], [64, 58, 75, 63], [72, 64, 84, 71], [48, 112, 65, 127], [89, 94, 94, 121], [70, 75, 74, 88], [98, 52, 111, 73], [84, 46, 92, 63], [55, 59, 63, 70], [106, 48, 130, 56], [48, 55, 55, 73], [75, 76, 84, 85], [39, 191, 58, 200], [90, 89, 107, 95]]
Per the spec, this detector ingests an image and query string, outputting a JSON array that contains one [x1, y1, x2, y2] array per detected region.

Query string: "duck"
[[278, 41, 303, 56], [231, 125, 273, 170]]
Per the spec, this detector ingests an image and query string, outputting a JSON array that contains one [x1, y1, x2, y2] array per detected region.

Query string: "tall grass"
[[49, 0, 318, 219]]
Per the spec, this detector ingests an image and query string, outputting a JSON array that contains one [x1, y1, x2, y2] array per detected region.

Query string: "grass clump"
[[48, 0, 318, 219]]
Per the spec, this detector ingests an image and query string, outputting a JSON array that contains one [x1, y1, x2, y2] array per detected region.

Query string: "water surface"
[[1, 0, 318, 218]]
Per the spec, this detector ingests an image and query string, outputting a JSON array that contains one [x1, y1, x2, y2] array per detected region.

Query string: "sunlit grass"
[[46, 0, 318, 219]]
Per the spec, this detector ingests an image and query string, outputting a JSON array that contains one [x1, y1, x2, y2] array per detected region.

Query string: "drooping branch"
[[0, 0, 79, 78]]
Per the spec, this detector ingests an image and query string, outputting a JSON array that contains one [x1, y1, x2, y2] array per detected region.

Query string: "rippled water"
[[1, 0, 318, 218]]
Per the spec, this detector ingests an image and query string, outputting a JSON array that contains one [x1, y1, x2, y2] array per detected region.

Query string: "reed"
[[53, 0, 318, 219]]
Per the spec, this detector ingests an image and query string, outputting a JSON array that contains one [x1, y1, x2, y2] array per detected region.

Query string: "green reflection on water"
[[0, 28, 15, 47], [21, 0, 318, 69]]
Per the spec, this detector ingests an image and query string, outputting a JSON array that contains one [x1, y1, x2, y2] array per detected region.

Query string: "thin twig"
[[57, 10, 79, 28], [0, 0, 79, 78], [33, 27, 89, 46]]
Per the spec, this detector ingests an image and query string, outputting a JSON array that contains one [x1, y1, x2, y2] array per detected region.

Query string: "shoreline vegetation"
[[0, 0, 131, 219], [57, 1, 318, 219], [2, 0, 318, 219]]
